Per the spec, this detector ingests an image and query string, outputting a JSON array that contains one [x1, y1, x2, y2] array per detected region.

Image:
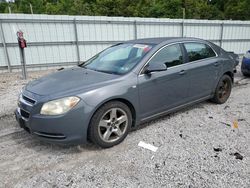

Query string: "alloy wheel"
[[98, 108, 128, 143], [218, 79, 230, 101]]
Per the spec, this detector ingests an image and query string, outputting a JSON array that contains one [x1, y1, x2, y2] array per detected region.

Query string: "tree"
[[182, 0, 222, 19], [147, 0, 183, 18], [69, 0, 93, 15], [224, 0, 250, 20], [14, 0, 45, 14], [0, 2, 8, 13], [0, 0, 250, 20]]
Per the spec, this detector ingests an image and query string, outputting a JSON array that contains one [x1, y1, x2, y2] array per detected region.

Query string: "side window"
[[148, 44, 183, 68], [184, 43, 216, 62]]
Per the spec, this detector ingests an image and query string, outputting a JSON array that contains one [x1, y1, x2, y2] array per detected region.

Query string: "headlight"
[[40, 97, 80, 115]]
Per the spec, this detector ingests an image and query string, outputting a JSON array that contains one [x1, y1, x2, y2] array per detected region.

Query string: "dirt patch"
[[0, 70, 55, 117]]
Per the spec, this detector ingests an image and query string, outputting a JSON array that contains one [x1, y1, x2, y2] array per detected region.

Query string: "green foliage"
[[146, 0, 183, 18], [15, 0, 45, 14], [0, 2, 8, 13], [0, 0, 249, 20], [224, 0, 250, 20]]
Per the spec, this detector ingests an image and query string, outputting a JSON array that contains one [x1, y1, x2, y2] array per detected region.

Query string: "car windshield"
[[81, 43, 154, 75]]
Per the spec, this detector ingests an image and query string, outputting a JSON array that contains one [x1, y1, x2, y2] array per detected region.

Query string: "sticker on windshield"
[[133, 44, 152, 53], [133, 44, 149, 49]]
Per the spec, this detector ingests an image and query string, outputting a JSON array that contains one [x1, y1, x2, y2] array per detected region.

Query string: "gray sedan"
[[15, 37, 238, 148]]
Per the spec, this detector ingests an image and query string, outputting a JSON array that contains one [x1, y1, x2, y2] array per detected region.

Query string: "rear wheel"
[[211, 75, 232, 104], [88, 101, 132, 148]]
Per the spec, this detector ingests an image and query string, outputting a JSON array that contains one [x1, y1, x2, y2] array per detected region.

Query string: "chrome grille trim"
[[22, 94, 36, 104], [20, 94, 37, 106]]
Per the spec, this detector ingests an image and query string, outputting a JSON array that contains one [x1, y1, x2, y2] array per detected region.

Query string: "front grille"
[[22, 95, 36, 105], [20, 109, 30, 119]]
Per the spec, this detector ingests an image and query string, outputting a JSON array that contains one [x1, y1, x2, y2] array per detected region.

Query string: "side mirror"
[[144, 63, 167, 74]]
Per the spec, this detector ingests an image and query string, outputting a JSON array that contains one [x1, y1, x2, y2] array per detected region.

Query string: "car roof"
[[124, 37, 206, 45]]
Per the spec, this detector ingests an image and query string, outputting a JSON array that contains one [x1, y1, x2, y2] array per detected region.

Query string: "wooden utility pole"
[[8, 6, 11, 14], [30, 4, 33, 14], [182, 0, 186, 19]]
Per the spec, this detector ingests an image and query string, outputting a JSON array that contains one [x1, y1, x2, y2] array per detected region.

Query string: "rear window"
[[184, 43, 216, 62]]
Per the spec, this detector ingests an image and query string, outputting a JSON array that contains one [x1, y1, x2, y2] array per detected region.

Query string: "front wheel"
[[88, 101, 132, 148], [211, 75, 232, 104]]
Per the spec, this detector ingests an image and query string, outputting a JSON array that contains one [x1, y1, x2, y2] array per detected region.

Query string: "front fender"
[[78, 75, 140, 126]]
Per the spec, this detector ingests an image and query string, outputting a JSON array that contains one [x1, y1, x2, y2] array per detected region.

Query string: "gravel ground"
[[0, 67, 249, 188]]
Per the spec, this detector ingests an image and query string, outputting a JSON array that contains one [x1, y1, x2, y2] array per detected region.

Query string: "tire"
[[211, 74, 232, 104], [88, 101, 132, 148]]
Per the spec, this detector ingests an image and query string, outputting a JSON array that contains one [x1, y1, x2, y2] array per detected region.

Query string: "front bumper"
[[15, 99, 92, 145]]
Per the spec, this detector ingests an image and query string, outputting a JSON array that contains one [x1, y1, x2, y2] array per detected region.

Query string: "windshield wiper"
[[93, 69, 118, 75], [80, 66, 119, 75], [78, 61, 86, 67]]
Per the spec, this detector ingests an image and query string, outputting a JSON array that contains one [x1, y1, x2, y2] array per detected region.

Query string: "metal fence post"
[[134, 20, 137, 39], [73, 18, 81, 65], [181, 20, 185, 37], [17, 30, 27, 79], [19, 46, 27, 79], [0, 20, 11, 72], [219, 23, 224, 47]]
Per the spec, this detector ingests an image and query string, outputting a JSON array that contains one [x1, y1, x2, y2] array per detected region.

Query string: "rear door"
[[138, 43, 190, 119], [183, 42, 219, 100]]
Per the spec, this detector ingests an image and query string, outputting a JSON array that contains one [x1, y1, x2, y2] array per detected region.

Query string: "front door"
[[138, 44, 190, 120]]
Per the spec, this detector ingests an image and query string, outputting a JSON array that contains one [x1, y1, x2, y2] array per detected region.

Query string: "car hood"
[[26, 67, 120, 96]]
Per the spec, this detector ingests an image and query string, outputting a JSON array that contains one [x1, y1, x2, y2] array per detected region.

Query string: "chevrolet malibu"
[[15, 37, 239, 148]]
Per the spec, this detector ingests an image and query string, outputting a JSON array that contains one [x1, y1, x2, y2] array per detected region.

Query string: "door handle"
[[179, 70, 186, 75], [214, 62, 219, 67]]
